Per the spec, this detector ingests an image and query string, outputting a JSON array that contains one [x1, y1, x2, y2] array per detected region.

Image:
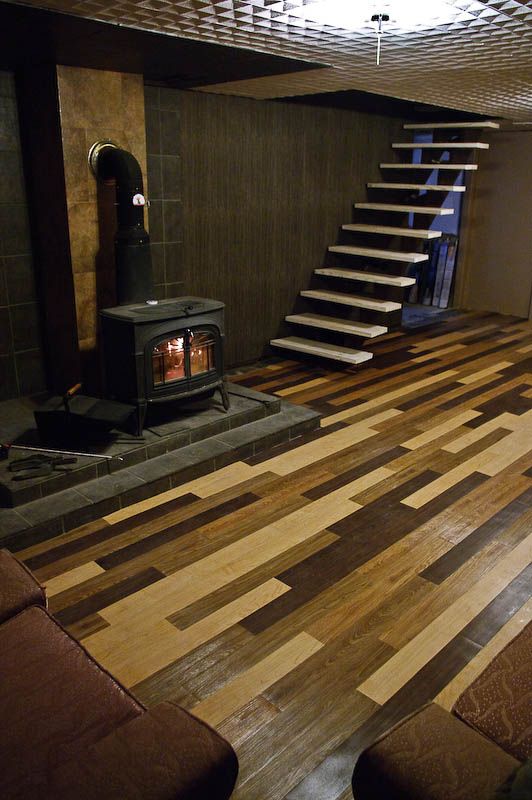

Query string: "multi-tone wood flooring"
[[15, 311, 532, 800]]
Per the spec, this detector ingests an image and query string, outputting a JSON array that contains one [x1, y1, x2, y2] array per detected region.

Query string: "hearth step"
[[315, 267, 416, 288], [367, 182, 466, 193], [329, 245, 428, 263], [393, 142, 489, 150], [270, 337, 373, 365], [380, 162, 478, 170], [301, 289, 401, 312], [342, 223, 441, 239], [285, 313, 387, 337], [355, 202, 454, 215], [404, 121, 500, 130]]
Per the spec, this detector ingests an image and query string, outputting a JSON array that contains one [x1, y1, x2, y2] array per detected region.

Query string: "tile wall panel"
[[0, 71, 46, 399]]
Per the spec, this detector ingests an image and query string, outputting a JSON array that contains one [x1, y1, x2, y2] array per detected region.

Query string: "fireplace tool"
[[1, 442, 123, 479]]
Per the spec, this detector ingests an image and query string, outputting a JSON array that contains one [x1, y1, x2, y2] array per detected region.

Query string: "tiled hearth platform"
[[0, 383, 320, 549]]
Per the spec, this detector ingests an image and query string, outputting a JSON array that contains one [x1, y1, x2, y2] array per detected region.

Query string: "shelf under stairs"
[[270, 118, 496, 367]]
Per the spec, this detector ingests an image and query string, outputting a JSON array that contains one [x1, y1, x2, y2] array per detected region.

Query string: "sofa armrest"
[[0, 548, 46, 623], [46, 701, 238, 800], [453, 622, 531, 761]]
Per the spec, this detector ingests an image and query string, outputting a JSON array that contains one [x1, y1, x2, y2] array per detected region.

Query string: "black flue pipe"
[[91, 141, 154, 305]]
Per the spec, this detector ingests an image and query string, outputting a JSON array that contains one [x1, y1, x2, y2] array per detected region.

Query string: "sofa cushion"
[[352, 703, 519, 800], [453, 623, 532, 762], [0, 548, 46, 622], [0, 606, 143, 798], [45, 702, 239, 800]]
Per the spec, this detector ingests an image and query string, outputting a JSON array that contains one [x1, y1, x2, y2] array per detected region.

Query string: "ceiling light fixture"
[[371, 12, 389, 65], [290, 1, 471, 36]]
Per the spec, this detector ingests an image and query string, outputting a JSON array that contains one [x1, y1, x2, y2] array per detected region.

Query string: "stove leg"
[[136, 401, 148, 435], [220, 382, 230, 412]]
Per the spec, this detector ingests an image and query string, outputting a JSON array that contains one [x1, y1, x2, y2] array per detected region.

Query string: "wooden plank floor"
[[16, 311, 532, 800]]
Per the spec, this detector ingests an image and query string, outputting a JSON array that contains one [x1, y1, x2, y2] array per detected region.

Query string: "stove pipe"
[[89, 140, 154, 305]]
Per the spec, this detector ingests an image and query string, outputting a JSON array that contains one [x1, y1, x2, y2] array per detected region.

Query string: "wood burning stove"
[[100, 296, 229, 434]]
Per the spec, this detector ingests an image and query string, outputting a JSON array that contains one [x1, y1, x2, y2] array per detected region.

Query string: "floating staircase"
[[270, 120, 497, 366]]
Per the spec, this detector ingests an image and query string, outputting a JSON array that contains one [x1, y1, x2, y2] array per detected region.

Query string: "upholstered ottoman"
[[352, 622, 531, 800]]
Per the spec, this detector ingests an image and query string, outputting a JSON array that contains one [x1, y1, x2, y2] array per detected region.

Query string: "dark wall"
[[0, 71, 46, 400], [145, 87, 404, 366]]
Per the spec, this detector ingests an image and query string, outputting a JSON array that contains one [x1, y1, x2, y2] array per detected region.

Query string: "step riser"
[[355, 203, 454, 215], [380, 163, 478, 170], [271, 337, 373, 365], [393, 143, 489, 150], [285, 314, 387, 338], [329, 246, 428, 264], [342, 224, 441, 240], [404, 121, 500, 130], [315, 268, 416, 288], [301, 290, 402, 313], [367, 183, 466, 193]]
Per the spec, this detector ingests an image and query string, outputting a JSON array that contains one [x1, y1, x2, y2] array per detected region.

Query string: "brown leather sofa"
[[352, 621, 531, 800], [0, 549, 238, 800]]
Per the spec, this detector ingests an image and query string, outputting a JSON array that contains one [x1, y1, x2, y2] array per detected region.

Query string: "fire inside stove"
[[152, 329, 215, 387]]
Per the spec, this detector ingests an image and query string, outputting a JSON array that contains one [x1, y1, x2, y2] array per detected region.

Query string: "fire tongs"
[[7, 453, 78, 480]]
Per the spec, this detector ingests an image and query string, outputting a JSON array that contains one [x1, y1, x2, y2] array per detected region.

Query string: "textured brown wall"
[[56, 66, 148, 352], [176, 90, 404, 366], [457, 130, 532, 320]]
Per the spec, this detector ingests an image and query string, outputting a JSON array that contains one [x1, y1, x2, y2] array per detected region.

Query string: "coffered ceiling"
[[7, 0, 532, 120]]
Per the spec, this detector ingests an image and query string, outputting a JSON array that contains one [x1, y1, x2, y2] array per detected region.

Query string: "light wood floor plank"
[[44, 561, 105, 597]]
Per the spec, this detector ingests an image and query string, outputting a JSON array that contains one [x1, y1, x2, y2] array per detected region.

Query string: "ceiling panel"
[[7, 0, 532, 119]]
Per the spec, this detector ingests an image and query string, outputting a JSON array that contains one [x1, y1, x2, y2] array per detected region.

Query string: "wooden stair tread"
[[285, 313, 387, 338], [404, 121, 500, 130], [315, 267, 416, 287], [342, 223, 441, 239], [393, 142, 489, 149], [301, 289, 401, 313], [270, 337, 373, 365], [329, 245, 428, 263], [355, 203, 454, 215], [380, 162, 478, 170], [368, 182, 466, 193]]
